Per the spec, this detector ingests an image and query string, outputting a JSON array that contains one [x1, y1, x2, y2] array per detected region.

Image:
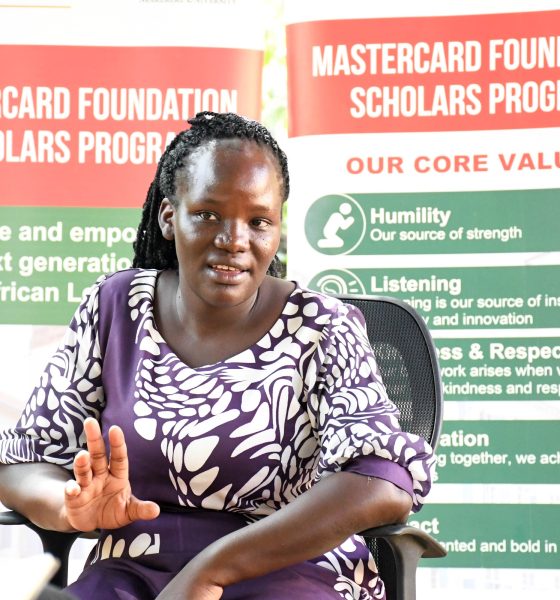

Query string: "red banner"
[[287, 10, 560, 136], [0, 45, 262, 207]]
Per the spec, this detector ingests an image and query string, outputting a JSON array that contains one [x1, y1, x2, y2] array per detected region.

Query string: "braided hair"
[[132, 111, 289, 277]]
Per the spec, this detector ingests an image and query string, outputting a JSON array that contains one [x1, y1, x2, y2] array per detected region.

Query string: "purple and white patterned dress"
[[0, 269, 435, 600]]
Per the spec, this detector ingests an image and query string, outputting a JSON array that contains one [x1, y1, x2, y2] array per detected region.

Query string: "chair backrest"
[[338, 294, 444, 599], [338, 294, 443, 450]]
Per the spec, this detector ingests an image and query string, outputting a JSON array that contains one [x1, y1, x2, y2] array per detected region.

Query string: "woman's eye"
[[198, 212, 217, 221], [251, 218, 270, 228]]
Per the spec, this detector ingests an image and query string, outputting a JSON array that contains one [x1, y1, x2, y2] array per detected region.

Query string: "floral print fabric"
[[0, 269, 435, 599]]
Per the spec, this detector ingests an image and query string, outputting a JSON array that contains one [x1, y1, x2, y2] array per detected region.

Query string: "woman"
[[0, 112, 435, 599]]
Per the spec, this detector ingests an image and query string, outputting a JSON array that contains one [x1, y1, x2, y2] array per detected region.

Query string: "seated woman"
[[0, 112, 435, 600]]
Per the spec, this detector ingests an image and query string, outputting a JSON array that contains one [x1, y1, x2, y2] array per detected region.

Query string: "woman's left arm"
[[156, 471, 412, 599]]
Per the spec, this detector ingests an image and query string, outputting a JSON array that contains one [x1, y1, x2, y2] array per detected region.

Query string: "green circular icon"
[[305, 194, 366, 255], [308, 269, 366, 296]]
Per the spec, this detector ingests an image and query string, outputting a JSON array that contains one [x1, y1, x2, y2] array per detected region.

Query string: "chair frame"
[[338, 294, 446, 600]]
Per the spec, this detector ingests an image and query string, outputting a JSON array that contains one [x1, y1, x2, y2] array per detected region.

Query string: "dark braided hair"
[[132, 111, 289, 277]]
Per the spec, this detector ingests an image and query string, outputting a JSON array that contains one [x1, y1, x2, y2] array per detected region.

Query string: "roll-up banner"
[[285, 1, 560, 597], [0, 0, 265, 422]]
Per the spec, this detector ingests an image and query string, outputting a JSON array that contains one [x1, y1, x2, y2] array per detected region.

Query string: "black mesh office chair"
[[0, 294, 446, 599], [340, 294, 446, 600]]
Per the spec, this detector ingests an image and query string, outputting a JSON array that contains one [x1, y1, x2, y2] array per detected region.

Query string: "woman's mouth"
[[208, 264, 248, 282], [212, 264, 242, 272]]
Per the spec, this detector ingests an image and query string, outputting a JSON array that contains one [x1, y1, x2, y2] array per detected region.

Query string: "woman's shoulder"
[[289, 282, 353, 317], [96, 267, 158, 299], [101, 267, 158, 288], [94, 268, 160, 349], [289, 283, 369, 339], [94, 267, 159, 318]]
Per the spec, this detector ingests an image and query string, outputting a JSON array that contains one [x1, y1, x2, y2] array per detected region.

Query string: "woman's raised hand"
[[63, 417, 160, 532]]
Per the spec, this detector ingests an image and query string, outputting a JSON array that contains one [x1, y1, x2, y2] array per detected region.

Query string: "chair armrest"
[[0, 509, 95, 588], [359, 523, 446, 600], [0, 509, 30, 525], [360, 523, 446, 559]]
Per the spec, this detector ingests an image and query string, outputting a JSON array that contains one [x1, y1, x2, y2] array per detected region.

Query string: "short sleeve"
[[0, 276, 106, 470], [307, 301, 435, 512]]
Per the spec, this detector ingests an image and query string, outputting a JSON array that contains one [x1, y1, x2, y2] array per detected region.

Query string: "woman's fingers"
[[78, 418, 130, 488], [108, 424, 129, 480], [64, 479, 81, 498], [84, 417, 109, 477], [73, 449, 93, 488], [128, 498, 160, 522]]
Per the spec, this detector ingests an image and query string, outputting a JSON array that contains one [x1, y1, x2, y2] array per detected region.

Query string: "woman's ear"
[[158, 198, 175, 241]]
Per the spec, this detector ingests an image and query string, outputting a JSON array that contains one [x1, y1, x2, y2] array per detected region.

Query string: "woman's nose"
[[214, 221, 249, 251]]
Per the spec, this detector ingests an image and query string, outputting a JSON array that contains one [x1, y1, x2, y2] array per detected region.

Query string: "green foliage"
[[261, 1, 288, 269]]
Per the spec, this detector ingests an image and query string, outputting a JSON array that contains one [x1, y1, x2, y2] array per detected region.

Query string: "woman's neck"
[[174, 277, 261, 337]]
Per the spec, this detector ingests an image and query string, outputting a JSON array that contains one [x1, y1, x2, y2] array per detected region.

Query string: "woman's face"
[[159, 139, 283, 310]]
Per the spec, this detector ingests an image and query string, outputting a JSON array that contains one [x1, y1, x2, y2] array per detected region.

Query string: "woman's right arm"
[[0, 279, 103, 533], [0, 419, 160, 533], [0, 462, 75, 531]]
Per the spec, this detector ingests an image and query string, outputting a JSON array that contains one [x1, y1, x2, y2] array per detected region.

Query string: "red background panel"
[[0, 45, 262, 207], [287, 10, 560, 136]]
